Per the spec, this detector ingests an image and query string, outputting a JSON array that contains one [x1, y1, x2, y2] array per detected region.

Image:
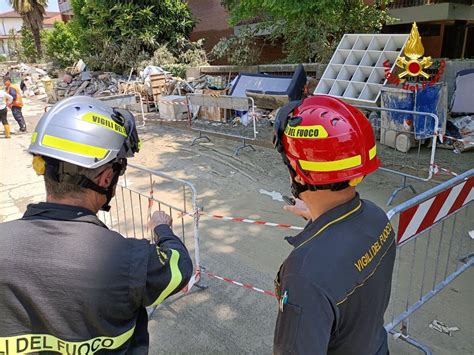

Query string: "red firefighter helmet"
[[275, 95, 380, 186]]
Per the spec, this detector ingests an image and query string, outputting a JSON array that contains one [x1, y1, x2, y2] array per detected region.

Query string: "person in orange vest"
[[4, 76, 26, 132]]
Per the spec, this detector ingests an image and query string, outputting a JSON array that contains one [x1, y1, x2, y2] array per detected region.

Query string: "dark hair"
[[3, 76, 11, 83]]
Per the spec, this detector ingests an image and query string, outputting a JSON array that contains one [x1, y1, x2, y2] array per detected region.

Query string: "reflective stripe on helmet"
[[0, 325, 135, 354], [299, 155, 361, 172], [151, 249, 183, 306], [299, 145, 377, 172], [369, 145, 377, 160], [42, 135, 109, 159]]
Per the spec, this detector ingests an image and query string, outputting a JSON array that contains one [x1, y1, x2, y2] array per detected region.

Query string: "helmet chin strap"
[[42, 158, 125, 212], [287, 164, 350, 198], [287, 166, 310, 199], [291, 179, 309, 200], [100, 168, 121, 212]]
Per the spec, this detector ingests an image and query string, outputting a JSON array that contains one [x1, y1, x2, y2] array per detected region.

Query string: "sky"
[[0, 0, 59, 13]]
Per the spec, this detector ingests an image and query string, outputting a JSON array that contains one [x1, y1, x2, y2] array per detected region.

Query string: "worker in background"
[[4, 76, 27, 132], [0, 96, 193, 353], [0, 87, 13, 138], [273, 96, 396, 354]]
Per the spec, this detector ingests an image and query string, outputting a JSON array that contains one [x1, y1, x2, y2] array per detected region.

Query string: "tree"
[[9, 0, 47, 58], [221, 0, 393, 63], [45, 22, 80, 67], [19, 26, 48, 62], [211, 28, 261, 66], [70, 0, 195, 73], [7, 28, 21, 61]]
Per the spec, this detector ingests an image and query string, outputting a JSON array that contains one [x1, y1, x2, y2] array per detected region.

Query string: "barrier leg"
[[390, 330, 432, 355], [194, 266, 208, 290], [233, 138, 256, 156], [387, 176, 417, 206], [191, 131, 211, 146]]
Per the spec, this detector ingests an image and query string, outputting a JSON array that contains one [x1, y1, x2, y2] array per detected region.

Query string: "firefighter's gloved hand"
[[283, 198, 311, 221], [149, 211, 173, 229]]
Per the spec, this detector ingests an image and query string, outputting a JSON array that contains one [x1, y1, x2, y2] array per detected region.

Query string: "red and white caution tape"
[[206, 272, 276, 297], [443, 135, 473, 144], [432, 164, 458, 177], [147, 117, 189, 122], [157, 100, 188, 106], [179, 211, 304, 231]]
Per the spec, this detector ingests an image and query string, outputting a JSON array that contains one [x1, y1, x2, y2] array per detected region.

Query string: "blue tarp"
[[381, 84, 446, 139]]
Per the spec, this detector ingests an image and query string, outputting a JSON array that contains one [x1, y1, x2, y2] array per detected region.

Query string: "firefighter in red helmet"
[[273, 95, 396, 355]]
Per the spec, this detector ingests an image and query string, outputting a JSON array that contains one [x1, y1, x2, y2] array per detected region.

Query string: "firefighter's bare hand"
[[283, 198, 311, 220], [149, 211, 173, 229]]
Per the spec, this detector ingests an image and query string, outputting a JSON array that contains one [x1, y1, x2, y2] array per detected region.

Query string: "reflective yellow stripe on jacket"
[[0, 326, 135, 355], [151, 249, 183, 306]]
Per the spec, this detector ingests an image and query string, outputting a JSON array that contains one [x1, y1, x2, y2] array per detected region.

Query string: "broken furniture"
[[150, 74, 168, 109], [186, 93, 257, 156], [230, 64, 307, 109]]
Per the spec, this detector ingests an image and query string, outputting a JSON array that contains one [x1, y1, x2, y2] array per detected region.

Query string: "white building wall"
[[0, 18, 23, 36]]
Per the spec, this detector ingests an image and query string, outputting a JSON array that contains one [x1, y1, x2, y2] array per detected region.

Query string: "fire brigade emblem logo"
[[395, 22, 432, 79]]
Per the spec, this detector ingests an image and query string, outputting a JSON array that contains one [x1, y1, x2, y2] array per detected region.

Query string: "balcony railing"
[[389, 0, 473, 8]]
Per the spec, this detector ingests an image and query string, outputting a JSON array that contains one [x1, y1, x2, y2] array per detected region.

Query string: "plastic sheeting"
[[451, 69, 474, 114], [229, 64, 307, 101]]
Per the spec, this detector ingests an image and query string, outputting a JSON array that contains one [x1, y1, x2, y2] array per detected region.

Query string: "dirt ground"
[[0, 97, 472, 354]]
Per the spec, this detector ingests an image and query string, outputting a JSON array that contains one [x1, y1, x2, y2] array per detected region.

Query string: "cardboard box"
[[198, 89, 228, 122], [158, 95, 188, 120]]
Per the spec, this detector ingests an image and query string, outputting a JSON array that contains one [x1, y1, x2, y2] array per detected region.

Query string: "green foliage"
[[70, 0, 195, 73], [222, 0, 394, 63], [162, 64, 187, 78], [20, 25, 37, 62], [7, 28, 22, 61], [20, 25, 47, 62], [211, 28, 261, 66], [143, 45, 177, 67], [139, 41, 208, 78], [0, 55, 7, 63], [45, 22, 80, 68], [178, 39, 208, 67], [10, 0, 48, 57]]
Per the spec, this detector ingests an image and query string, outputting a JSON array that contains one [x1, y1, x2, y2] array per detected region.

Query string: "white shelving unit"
[[315, 34, 409, 104]]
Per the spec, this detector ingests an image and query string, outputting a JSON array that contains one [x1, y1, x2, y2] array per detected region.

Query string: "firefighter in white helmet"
[[0, 96, 193, 353]]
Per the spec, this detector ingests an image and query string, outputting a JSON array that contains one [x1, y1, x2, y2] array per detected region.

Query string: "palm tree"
[[9, 0, 48, 58]]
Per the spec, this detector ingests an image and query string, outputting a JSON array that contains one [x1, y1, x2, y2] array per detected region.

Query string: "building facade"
[[186, 0, 285, 64], [385, 0, 474, 59], [0, 11, 62, 55]]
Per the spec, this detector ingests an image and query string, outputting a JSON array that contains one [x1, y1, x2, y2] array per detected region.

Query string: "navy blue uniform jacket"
[[274, 194, 396, 355]]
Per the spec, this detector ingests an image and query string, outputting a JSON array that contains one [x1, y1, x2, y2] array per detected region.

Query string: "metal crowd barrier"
[[186, 93, 258, 156], [355, 105, 440, 205], [384, 168, 473, 354], [99, 164, 202, 302]]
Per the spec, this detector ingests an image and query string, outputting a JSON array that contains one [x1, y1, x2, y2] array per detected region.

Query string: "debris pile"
[[54, 71, 122, 102], [0, 63, 51, 98]]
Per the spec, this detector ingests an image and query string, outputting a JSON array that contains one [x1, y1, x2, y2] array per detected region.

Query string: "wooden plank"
[[245, 91, 289, 109], [187, 94, 250, 110]]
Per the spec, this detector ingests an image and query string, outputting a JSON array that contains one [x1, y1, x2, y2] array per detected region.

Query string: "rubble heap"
[[54, 71, 122, 102]]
